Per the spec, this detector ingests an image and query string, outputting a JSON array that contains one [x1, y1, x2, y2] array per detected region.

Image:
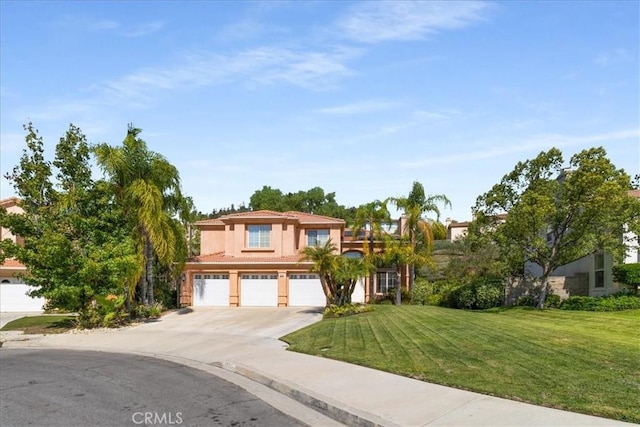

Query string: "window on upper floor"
[[247, 224, 271, 248], [307, 229, 329, 247]]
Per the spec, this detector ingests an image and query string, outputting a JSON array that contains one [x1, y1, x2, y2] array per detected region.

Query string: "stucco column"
[[278, 270, 288, 307], [229, 270, 239, 307]]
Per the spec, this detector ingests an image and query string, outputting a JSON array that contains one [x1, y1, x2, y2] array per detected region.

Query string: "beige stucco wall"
[[1, 203, 25, 244]]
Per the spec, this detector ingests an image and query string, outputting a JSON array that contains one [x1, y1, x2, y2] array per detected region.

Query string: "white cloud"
[[123, 21, 165, 37], [99, 45, 360, 106], [337, 1, 493, 43], [397, 128, 640, 169], [315, 100, 401, 115]]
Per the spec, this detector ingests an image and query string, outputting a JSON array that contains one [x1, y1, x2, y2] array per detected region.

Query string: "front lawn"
[[281, 305, 640, 423], [1, 315, 76, 334]]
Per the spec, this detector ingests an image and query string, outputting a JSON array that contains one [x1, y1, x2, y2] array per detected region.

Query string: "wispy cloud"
[[337, 1, 493, 43], [397, 129, 640, 169], [123, 21, 165, 38], [100, 46, 360, 105], [52, 15, 163, 37], [594, 48, 633, 66], [316, 100, 401, 115]]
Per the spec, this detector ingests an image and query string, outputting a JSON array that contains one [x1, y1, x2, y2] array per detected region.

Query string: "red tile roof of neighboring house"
[[194, 210, 344, 226], [189, 252, 308, 264], [629, 189, 640, 198], [1, 258, 26, 268], [0, 197, 20, 208]]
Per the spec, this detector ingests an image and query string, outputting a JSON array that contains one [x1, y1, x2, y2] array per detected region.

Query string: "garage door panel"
[[0, 283, 45, 312], [241, 275, 278, 307], [193, 274, 230, 307], [289, 274, 326, 307]]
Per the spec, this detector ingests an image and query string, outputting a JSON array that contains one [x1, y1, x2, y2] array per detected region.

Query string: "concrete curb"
[[214, 360, 400, 427]]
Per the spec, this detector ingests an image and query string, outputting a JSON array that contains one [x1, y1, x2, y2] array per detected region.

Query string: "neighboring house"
[[445, 218, 470, 241], [0, 197, 45, 312], [181, 210, 410, 307], [524, 189, 640, 299]]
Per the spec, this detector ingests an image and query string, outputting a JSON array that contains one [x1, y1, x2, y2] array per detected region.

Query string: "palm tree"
[[301, 239, 371, 306], [350, 201, 391, 298], [387, 181, 451, 291], [94, 125, 186, 305]]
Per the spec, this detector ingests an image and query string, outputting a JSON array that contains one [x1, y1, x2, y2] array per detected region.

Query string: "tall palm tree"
[[94, 125, 185, 305], [388, 181, 451, 290], [350, 201, 391, 298]]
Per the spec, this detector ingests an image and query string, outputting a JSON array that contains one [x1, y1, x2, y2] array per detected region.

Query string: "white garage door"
[[352, 278, 365, 303], [289, 274, 326, 307], [241, 274, 278, 307], [0, 283, 45, 312], [193, 274, 230, 307]]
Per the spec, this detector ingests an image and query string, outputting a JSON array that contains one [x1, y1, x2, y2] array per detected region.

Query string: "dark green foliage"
[[442, 278, 504, 310], [248, 185, 356, 223], [560, 294, 640, 311], [516, 295, 537, 307], [543, 293, 562, 309], [1, 124, 139, 317], [612, 263, 640, 294]]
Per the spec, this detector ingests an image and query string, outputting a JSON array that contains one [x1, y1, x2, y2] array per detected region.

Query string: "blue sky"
[[1, 1, 638, 221]]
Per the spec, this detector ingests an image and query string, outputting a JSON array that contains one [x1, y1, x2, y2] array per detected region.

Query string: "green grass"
[[281, 305, 640, 423], [1, 315, 76, 334]]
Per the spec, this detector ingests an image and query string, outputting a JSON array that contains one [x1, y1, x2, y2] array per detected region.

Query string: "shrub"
[[323, 304, 373, 318], [560, 294, 640, 311], [77, 295, 128, 329], [516, 294, 536, 307], [543, 293, 562, 309], [131, 302, 164, 320], [443, 279, 504, 310]]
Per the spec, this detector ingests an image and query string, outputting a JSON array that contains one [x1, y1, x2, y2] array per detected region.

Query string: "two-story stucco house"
[[180, 210, 370, 307], [0, 197, 45, 312]]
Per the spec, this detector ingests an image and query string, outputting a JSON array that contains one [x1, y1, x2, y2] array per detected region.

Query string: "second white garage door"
[[241, 274, 278, 307], [288, 274, 326, 307], [193, 274, 230, 307]]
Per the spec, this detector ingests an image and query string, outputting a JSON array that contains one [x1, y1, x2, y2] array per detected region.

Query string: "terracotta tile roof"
[[628, 189, 640, 198], [194, 218, 225, 226], [1, 258, 26, 268], [189, 252, 309, 264], [283, 211, 345, 225], [196, 210, 345, 225], [0, 197, 20, 208]]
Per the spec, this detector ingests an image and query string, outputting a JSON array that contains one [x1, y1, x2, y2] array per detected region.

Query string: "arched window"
[[342, 250, 364, 259], [1, 279, 11, 283]]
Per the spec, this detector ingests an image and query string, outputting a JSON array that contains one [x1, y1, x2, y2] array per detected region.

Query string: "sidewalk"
[[1, 312, 634, 427]]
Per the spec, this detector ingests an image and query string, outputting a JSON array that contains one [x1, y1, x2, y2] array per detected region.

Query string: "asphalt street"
[[0, 348, 305, 427]]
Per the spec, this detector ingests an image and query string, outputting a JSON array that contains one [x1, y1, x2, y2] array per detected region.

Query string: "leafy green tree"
[[301, 239, 372, 306], [612, 263, 640, 294], [1, 124, 138, 315], [474, 147, 639, 308], [94, 125, 187, 305], [249, 186, 286, 211], [387, 181, 451, 290]]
